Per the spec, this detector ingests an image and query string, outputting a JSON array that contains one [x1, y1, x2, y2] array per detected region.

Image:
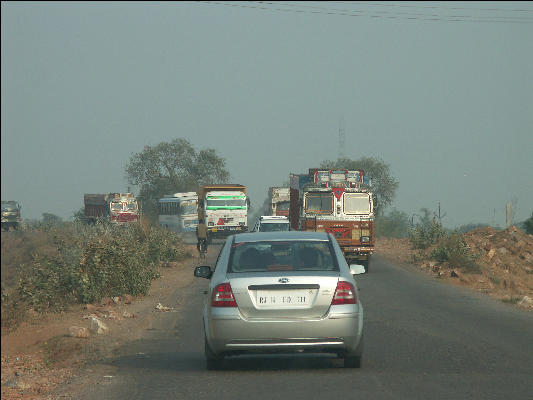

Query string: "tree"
[[42, 213, 62, 226], [521, 212, 533, 235], [320, 157, 399, 215], [73, 207, 89, 224], [375, 209, 410, 238], [125, 139, 230, 217]]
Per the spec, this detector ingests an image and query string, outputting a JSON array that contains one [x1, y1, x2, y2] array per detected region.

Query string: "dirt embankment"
[[1, 242, 199, 400], [376, 226, 533, 309]]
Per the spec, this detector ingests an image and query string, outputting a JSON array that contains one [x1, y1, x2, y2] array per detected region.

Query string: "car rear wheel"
[[362, 258, 370, 273], [205, 337, 223, 370], [343, 355, 361, 368], [342, 334, 363, 368]]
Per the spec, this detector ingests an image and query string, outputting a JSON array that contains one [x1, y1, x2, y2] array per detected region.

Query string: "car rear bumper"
[[205, 308, 363, 356]]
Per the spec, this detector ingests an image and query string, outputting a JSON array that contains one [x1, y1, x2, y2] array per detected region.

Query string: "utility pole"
[[338, 116, 346, 160], [506, 202, 511, 228], [435, 202, 446, 227]]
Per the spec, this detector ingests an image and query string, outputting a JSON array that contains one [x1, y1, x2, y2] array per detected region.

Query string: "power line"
[[257, 1, 533, 22], [198, 1, 533, 23], [330, 1, 533, 14]]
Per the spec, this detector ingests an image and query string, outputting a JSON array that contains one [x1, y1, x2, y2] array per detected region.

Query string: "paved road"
[[65, 249, 533, 400]]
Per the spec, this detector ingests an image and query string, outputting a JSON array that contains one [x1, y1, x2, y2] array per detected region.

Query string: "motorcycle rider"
[[196, 219, 208, 254]]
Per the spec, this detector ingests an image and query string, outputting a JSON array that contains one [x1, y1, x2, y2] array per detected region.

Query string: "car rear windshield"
[[228, 240, 338, 273], [259, 223, 290, 232]]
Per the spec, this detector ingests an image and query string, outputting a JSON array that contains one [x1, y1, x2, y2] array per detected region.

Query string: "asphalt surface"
[[64, 246, 533, 400]]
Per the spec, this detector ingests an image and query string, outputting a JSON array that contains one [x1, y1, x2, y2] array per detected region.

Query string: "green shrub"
[[408, 208, 446, 249], [18, 254, 78, 310], [76, 235, 159, 304], [430, 233, 481, 273], [13, 221, 190, 313], [1, 282, 25, 329]]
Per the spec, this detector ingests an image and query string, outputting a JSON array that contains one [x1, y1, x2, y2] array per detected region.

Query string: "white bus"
[[158, 192, 198, 233]]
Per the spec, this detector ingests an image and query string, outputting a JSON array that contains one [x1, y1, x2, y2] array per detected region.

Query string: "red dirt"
[[376, 226, 533, 308]]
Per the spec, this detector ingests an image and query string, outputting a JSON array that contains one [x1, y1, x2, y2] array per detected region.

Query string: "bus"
[[158, 192, 198, 233]]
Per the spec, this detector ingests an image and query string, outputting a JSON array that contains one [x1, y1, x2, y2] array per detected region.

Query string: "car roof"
[[234, 231, 330, 243]]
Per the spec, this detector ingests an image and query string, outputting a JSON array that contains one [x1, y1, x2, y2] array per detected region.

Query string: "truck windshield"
[[111, 202, 122, 211], [344, 193, 371, 214], [126, 202, 138, 211], [206, 198, 246, 209], [180, 202, 197, 215], [276, 201, 290, 211], [305, 193, 333, 214]]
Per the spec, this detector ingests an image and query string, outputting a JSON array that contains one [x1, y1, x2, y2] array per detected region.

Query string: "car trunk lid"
[[227, 272, 339, 319]]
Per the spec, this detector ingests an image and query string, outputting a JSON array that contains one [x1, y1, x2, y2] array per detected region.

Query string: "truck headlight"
[[208, 222, 214, 226], [360, 236, 370, 243]]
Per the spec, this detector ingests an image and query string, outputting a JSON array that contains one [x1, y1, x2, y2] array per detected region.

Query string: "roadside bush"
[[430, 233, 481, 273], [18, 254, 78, 310], [76, 234, 159, 304], [145, 224, 192, 264], [408, 208, 446, 249], [375, 209, 410, 238], [1, 282, 25, 330], [12, 221, 190, 314]]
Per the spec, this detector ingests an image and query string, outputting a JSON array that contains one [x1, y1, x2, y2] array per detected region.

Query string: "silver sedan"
[[194, 231, 365, 369]]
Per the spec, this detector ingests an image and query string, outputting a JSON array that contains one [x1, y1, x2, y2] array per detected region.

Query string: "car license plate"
[[256, 290, 312, 306]]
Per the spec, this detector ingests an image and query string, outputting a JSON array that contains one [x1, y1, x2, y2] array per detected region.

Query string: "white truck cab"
[[252, 215, 291, 232]]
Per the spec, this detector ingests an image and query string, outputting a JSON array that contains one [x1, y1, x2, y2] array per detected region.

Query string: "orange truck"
[[84, 193, 140, 224], [289, 169, 376, 272]]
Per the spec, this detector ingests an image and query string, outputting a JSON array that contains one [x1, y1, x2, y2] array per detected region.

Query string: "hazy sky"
[[2, 1, 532, 227]]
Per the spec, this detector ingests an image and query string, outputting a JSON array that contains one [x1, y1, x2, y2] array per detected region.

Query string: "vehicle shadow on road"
[[99, 344, 347, 373]]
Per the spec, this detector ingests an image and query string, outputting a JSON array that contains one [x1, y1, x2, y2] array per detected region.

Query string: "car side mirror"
[[194, 265, 213, 279], [350, 264, 366, 275]]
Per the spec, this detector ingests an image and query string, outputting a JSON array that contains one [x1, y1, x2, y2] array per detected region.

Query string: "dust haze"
[[2, 2, 532, 227]]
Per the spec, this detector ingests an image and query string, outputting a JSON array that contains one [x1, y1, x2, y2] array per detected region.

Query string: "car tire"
[[343, 355, 362, 368], [362, 258, 370, 273], [342, 333, 363, 368], [205, 337, 223, 370]]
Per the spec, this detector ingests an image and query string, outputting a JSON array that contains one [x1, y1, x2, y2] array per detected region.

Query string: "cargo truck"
[[269, 187, 290, 216], [84, 193, 140, 224], [1, 201, 21, 231], [289, 169, 375, 272], [197, 184, 249, 239]]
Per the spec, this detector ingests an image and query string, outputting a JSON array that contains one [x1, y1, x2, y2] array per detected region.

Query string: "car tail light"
[[211, 283, 237, 307], [331, 281, 357, 305]]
